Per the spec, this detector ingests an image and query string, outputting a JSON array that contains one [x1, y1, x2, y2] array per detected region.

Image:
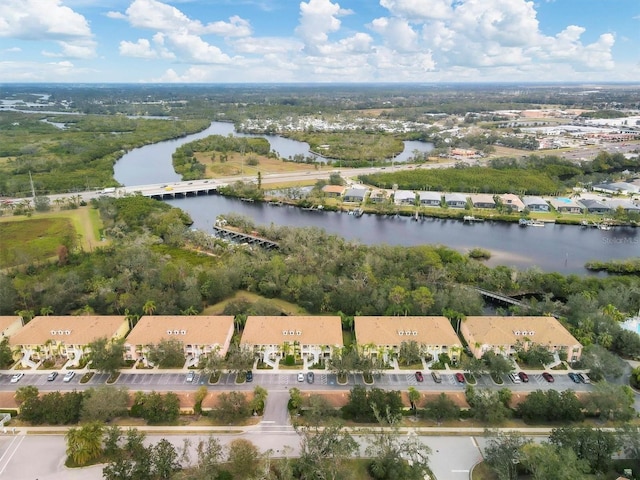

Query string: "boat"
[[463, 216, 485, 223], [528, 221, 545, 227], [519, 218, 529, 227], [597, 223, 612, 231], [353, 208, 364, 218]]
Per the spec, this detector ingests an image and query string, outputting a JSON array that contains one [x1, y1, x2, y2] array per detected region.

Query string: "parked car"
[[415, 371, 424, 382], [307, 372, 315, 384], [518, 372, 529, 383], [63, 371, 76, 383], [576, 373, 590, 384], [509, 373, 521, 384], [542, 372, 554, 383], [10, 373, 24, 383], [431, 371, 442, 383], [186, 371, 195, 382], [455, 373, 465, 383], [47, 372, 58, 381], [245, 371, 253, 382], [568, 372, 580, 383], [297, 373, 305, 382]]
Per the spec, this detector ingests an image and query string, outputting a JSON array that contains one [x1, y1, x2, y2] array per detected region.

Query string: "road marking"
[[451, 469, 469, 473], [0, 434, 26, 476]]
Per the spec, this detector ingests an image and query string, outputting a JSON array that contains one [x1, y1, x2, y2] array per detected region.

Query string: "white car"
[[10, 373, 24, 383], [297, 373, 305, 382], [63, 371, 76, 383], [186, 371, 195, 382]]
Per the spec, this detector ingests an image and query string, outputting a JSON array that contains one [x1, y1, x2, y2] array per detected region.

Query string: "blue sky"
[[0, 0, 638, 83]]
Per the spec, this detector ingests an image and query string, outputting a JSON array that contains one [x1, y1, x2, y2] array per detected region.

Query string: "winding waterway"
[[114, 122, 639, 273]]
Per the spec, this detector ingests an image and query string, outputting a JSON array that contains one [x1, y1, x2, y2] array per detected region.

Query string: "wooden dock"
[[212, 226, 279, 249]]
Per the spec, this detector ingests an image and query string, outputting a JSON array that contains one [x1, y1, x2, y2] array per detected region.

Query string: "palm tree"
[[40, 306, 53, 316], [142, 300, 156, 316], [66, 422, 104, 466]]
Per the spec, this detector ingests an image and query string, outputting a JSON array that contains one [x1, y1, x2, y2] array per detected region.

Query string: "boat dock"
[[212, 226, 279, 249]]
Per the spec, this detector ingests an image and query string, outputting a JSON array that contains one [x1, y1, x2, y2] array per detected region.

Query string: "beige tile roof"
[[354, 316, 460, 347], [0, 316, 23, 335], [322, 185, 346, 194], [9, 315, 127, 346], [241, 316, 343, 346], [125, 315, 234, 348], [462, 316, 580, 347]]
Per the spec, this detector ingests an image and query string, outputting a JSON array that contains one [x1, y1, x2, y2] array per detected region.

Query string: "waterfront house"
[[369, 189, 388, 203], [321, 185, 346, 198], [605, 198, 640, 213], [240, 316, 343, 368], [354, 316, 461, 364], [498, 194, 525, 212], [394, 190, 416, 206], [523, 196, 550, 212], [593, 182, 640, 196], [549, 197, 583, 214], [343, 187, 367, 203], [469, 194, 496, 209], [124, 315, 234, 367], [444, 193, 468, 208], [0, 316, 24, 340], [579, 199, 612, 214], [418, 191, 442, 207], [9, 315, 129, 368], [460, 316, 582, 363]]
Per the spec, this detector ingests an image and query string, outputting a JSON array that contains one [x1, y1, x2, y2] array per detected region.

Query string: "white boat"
[[528, 221, 545, 227]]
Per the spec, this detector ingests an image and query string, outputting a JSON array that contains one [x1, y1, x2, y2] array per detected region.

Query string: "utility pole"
[[29, 171, 36, 199]]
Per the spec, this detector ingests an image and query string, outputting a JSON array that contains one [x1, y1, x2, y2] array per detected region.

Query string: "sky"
[[0, 0, 639, 83]]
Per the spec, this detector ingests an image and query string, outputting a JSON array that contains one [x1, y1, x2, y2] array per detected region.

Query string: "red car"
[[518, 372, 529, 383], [542, 372, 554, 383], [455, 373, 465, 383], [415, 371, 424, 382]]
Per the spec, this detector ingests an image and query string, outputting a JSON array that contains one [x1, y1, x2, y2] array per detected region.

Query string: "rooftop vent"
[[64, 330, 71, 335], [398, 330, 404, 336], [514, 330, 520, 336], [50, 330, 57, 336], [180, 330, 187, 335], [289, 330, 295, 336], [166, 330, 173, 335], [296, 330, 302, 336]]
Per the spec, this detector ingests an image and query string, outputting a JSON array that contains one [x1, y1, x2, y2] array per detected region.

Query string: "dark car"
[[415, 371, 424, 382], [431, 371, 442, 383], [47, 372, 58, 381], [518, 372, 529, 383], [542, 372, 554, 383], [568, 372, 580, 383], [455, 373, 465, 383], [245, 371, 253, 382], [307, 372, 315, 384]]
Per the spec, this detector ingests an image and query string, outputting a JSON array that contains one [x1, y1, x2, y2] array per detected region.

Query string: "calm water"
[[165, 195, 639, 273], [112, 121, 638, 273]]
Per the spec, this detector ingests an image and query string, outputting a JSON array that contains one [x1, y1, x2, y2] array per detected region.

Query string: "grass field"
[[195, 151, 332, 178], [202, 291, 308, 316], [0, 207, 105, 268]]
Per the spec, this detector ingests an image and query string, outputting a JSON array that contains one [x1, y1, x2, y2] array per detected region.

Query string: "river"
[[113, 122, 639, 273]]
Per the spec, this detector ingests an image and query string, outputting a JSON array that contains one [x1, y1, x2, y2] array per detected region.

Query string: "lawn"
[[202, 291, 308, 316], [0, 207, 106, 268]]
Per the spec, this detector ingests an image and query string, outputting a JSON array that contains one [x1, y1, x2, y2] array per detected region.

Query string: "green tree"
[[81, 386, 129, 423], [65, 421, 104, 466], [87, 337, 125, 375], [423, 393, 459, 424], [0, 338, 15, 368], [226, 344, 255, 374], [484, 431, 530, 480], [550, 426, 621, 473], [216, 391, 251, 424], [578, 344, 625, 381], [226, 439, 262, 479], [584, 382, 635, 422], [147, 338, 186, 369], [521, 442, 590, 480], [151, 438, 180, 480], [193, 386, 207, 416], [398, 341, 422, 366], [251, 385, 268, 415], [482, 351, 514, 379], [295, 422, 358, 480]]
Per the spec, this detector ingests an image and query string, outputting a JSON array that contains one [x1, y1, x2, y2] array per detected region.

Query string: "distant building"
[[343, 187, 367, 203], [354, 316, 461, 364], [241, 316, 343, 368], [418, 191, 442, 207], [394, 190, 416, 206], [124, 315, 235, 368], [369, 189, 388, 203], [605, 198, 640, 213], [460, 316, 582, 362], [549, 198, 583, 214], [469, 194, 496, 209], [321, 185, 345, 197], [444, 193, 468, 208], [579, 199, 612, 214], [9, 316, 129, 368], [499, 194, 525, 212], [523, 196, 550, 212], [592, 182, 640, 196]]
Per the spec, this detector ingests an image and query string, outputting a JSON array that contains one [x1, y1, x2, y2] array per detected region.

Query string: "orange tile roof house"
[[460, 316, 582, 362], [321, 185, 346, 197], [9, 315, 129, 368], [0, 316, 24, 340], [241, 316, 343, 368], [124, 315, 234, 368], [354, 316, 461, 364]]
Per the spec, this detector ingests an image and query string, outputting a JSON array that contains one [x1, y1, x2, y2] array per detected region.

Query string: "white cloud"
[[380, 0, 453, 21], [295, 0, 353, 55], [369, 17, 418, 52], [0, 60, 83, 81], [231, 36, 303, 55], [0, 0, 96, 58], [119, 36, 176, 59]]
